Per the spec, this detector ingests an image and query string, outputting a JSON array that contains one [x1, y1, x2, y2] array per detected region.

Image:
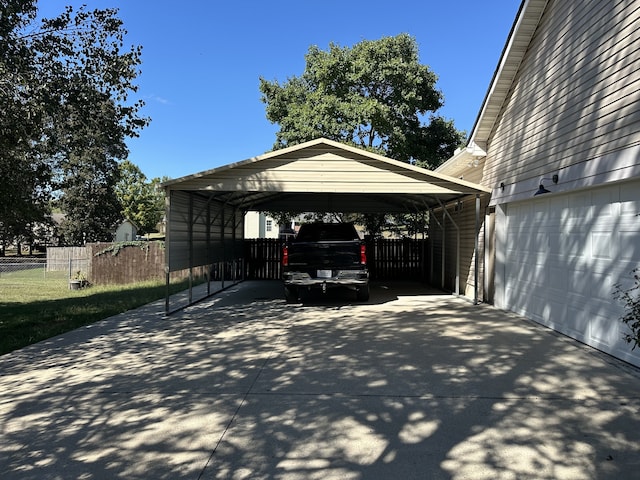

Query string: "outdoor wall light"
[[534, 184, 551, 196], [499, 182, 505, 192], [534, 174, 559, 196]]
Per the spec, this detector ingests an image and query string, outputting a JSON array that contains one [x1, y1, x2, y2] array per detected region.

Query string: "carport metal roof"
[[163, 138, 491, 214]]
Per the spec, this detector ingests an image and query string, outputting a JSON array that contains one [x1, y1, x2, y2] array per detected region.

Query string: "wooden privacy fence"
[[367, 238, 428, 281], [49, 239, 429, 285], [88, 242, 165, 284], [243, 238, 429, 281], [244, 238, 283, 280]]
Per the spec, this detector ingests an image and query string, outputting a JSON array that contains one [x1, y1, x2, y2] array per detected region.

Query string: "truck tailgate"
[[288, 241, 361, 270]]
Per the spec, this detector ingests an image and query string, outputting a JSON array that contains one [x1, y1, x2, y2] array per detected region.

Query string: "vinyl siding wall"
[[483, 0, 640, 192]]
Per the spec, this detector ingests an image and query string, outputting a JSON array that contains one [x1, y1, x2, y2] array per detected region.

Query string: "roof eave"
[[467, 0, 549, 147]]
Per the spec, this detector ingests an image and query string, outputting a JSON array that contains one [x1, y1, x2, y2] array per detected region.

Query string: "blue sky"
[[38, 1, 522, 180]]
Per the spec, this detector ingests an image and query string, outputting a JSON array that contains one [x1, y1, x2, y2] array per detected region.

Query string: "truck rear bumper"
[[284, 278, 369, 287], [283, 270, 368, 288]]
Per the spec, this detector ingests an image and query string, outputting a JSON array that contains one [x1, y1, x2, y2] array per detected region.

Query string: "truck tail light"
[[360, 244, 367, 265], [282, 245, 289, 266]]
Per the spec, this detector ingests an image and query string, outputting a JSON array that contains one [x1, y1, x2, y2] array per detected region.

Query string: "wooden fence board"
[[243, 238, 429, 281], [57, 238, 429, 285]]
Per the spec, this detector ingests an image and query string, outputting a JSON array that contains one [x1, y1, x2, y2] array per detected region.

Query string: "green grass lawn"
[[0, 269, 188, 356]]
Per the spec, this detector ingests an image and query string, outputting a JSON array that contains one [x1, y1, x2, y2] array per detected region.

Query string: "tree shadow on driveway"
[[1, 280, 639, 479]]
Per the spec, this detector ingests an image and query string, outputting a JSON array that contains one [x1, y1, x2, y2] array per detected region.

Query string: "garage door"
[[501, 179, 640, 367]]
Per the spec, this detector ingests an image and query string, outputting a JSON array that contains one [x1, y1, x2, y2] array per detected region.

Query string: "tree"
[[57, 150, 124, 244], [259, 33, 465, 169], [259, 34, 464, 235], [0, 2, 148, 246], [115, 160, 166, 235], [1, 2, 52, 250], [614, 268, 640, 351]]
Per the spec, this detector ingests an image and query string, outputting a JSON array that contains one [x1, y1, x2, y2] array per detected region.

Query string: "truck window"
[[295, 223, 359, 242]]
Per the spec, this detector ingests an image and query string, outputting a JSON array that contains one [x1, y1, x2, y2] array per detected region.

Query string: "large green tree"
[[115, 160, 166, 236], [0, 1, 148, 246], [57, 150, 124, 244], [259, 34, 464, 236], [260, 33, 465, 169]]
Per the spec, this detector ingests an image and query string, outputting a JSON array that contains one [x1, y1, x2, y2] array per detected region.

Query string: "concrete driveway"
[[1, 280, 639, 479]]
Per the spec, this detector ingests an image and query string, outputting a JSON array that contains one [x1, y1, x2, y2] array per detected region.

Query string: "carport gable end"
[[162, 137, 490, 213]]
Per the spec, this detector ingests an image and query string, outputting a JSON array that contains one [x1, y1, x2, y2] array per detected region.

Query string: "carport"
[[162, 138, 491, 312]]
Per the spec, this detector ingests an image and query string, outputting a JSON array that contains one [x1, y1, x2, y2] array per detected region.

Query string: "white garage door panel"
[[620, 229, 640, 262], [591, 231, 615, 260], [502, 180, 640, 367], [528, 292, 551, 323], [565, 305, 588, 342], [590, 272, 620, 303], [590, 314, 623, 350]]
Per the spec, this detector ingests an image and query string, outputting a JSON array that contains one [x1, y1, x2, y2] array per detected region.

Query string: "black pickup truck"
[[281, 222, 370, 302]]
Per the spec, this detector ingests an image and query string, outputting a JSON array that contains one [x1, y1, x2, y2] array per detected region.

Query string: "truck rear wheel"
[[356, 285, 370, 302], [284, 285, 298, 303]]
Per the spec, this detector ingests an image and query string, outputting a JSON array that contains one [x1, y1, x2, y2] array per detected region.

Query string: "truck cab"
[[282, 222, 369, 302]]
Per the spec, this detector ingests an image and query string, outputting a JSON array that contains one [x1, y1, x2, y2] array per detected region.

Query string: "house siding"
[[483, 0, 640, 195], [467, 0, 640, 367], [244, 211, 279, 239]]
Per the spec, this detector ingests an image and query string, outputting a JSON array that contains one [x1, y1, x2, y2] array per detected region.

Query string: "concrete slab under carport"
[[1, 281, 639, 479]]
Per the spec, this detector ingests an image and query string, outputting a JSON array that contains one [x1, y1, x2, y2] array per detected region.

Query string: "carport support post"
[[206, 203, 211, 296], [165, 268, 170, 314], [428, 207, 444, 289], [430, 229, 434, 285], [164, 190, 171, 315], [188, 195, 194, 305], [220, 205, 225, 289], [442, 208, 446, 290], [232, 208, 239, 282]]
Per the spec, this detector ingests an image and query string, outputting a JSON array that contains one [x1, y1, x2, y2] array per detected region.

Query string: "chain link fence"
[[0, 255, 89, 290]]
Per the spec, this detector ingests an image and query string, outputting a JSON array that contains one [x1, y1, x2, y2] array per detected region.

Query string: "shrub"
[[614, 267, 640, 350]]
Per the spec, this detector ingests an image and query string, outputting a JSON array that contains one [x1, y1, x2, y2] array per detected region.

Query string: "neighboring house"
[[114, 219, 138, 242], [434, 0, 640, 367], [38, 212, 65, 247], [244, 211, 279, 239]]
